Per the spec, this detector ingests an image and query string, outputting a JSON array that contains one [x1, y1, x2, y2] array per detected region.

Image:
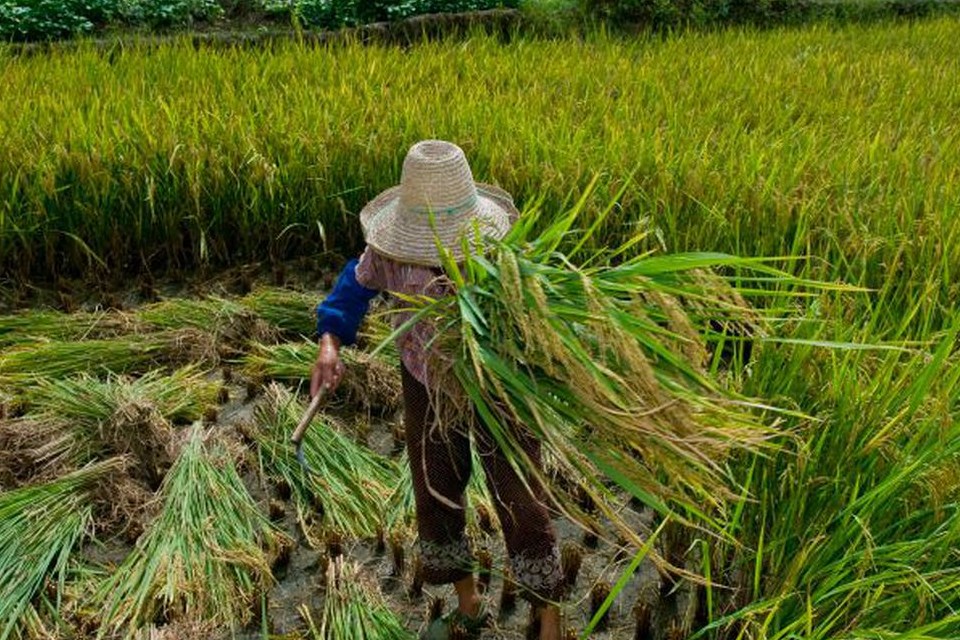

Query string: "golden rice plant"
[[2, 21, 958, 338], [399, 200, 837, 542]]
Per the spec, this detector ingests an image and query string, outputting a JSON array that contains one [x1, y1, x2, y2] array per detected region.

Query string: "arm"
[[314, 257, 380, 347], [311, 258, 380, 396]]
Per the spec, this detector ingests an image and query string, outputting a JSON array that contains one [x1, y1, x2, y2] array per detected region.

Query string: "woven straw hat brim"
[[360, 182, 519, 266]]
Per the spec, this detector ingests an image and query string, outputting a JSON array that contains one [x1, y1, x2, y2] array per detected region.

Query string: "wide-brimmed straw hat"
[[359, 140, 519, 266]]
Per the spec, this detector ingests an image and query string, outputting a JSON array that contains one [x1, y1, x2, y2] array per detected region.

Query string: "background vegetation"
[[0, 0, 519, 40], [0, 6, 958, 639], [2, 18, 958, 336]]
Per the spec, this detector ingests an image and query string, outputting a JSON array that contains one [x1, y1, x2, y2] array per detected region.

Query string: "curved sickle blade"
[[291, 388, 326, 474]]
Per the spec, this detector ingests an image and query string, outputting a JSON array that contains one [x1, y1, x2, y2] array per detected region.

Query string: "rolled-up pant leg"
[[402, 365, 474, 584]]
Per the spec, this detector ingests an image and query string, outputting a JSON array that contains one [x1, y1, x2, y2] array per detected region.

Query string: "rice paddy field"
[[1, 11, 959, 640]]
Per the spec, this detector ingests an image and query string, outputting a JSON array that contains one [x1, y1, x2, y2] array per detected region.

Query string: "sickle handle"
[[291, 388, 326, 445]]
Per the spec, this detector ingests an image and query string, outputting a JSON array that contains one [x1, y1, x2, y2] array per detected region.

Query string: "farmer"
[[310, 140, 564, 640]]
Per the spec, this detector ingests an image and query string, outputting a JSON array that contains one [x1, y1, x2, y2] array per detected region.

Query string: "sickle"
[[290, 387, 327, 474]]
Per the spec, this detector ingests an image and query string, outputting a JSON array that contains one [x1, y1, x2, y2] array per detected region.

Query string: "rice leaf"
[[254, 384, 398, 540], [95, 425, 287, 637], [0, 458, 125, 640]]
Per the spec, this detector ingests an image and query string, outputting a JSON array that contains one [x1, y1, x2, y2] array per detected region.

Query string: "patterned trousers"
[[402, 365, 564, 604]]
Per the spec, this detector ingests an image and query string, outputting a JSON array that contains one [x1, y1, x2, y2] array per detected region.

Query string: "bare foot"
[[453, 574, 482, 618], [539, 604, 562, 640]]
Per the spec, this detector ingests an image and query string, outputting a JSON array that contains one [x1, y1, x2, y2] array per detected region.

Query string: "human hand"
[[310, 333, 344, 396]]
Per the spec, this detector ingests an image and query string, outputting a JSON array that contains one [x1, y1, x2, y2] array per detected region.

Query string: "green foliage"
[[581, 0, 951, 27], [119, 0, 224, 27], [294, 0, 518, 28], [0, 0, 115, 40], [0, 0, 514, 40]]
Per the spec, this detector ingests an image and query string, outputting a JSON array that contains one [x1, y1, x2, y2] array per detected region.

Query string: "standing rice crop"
[[0, 458, 125, 640], [301, 557, 415, 640], [2, 20, 959, 340], [95, 425, 287, 637], [254, 384, 398, 540]]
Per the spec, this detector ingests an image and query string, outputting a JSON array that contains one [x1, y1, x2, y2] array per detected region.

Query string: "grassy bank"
[[1, 17, 958, 335]]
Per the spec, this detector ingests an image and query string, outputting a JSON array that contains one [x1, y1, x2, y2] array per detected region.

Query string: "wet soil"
[[4, 263, 702, 639]]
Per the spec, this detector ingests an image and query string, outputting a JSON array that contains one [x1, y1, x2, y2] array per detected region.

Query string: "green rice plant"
[[0, 308, 134, 348], [253, 384, 398, 540], [0, 457, 125, 640], [242, 341, 402, 416], [95, 424, 287, 638], [2, 20, 958, 340], [0, 330, 217, 390], [301, 557, 415, 640], [240, 287, 319, 339], [395, 198, 843, 543], [696, 313, 960, 638]]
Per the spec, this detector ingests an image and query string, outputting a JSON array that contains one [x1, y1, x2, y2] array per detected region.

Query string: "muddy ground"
[[4, 260, 701, 639]]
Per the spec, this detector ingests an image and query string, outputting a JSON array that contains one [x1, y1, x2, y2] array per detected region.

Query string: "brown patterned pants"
[[402, 365, 564, 604]]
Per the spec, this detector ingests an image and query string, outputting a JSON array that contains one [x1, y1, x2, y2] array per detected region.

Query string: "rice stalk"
[[0, 415, 85, 489], [253, 384, 398, 540], [1, 368, 220, 489], [22, 366, 220, 424], [0, 330, 217, 390], [242, 341, 402, 416], [240, 287, 319, 339], [0, 458, 125, 640], [95, 424, 287, 638], [403, 202, 836, 543], [0, 309, 134, 348], [302, 557, 415, 640], [136, 297, 278, 356]]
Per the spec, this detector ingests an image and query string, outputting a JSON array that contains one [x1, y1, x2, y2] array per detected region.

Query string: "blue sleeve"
[[315, 259, 380, 346]]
